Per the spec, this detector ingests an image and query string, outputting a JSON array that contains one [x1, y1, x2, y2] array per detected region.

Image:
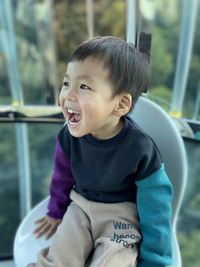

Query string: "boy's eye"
[[63, 81, 69, 86], [80, 84, 91, 90]]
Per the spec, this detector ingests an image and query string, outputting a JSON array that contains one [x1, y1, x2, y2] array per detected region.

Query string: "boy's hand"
[[33, 215, 62, 240]]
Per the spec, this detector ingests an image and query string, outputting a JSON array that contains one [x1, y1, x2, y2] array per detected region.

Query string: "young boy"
[[29, 36, 173, 267]]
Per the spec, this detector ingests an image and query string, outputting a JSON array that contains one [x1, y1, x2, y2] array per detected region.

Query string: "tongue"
[[70, 113, 81, 123]]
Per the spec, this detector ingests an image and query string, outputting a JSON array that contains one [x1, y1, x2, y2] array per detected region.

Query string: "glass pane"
[[0, 0, 126, 106], [28, 123, 62, 206], [139, 0, 181, 111], [93, 0, 125, 38], [0, 122, 62, 258], [15, 0, 58, 105], [0, 124, 19, 257], [139, 0, 200, 121], [183, 12, 200, 120], [2, 1, 199, 265], [0, 54, 12, 105], [0, 0, 126, 258], [178, 138, 200, 267], [54, 0, 126, 90]]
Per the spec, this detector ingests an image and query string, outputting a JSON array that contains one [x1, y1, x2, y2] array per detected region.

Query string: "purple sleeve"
[[47, 139, 75, 219]]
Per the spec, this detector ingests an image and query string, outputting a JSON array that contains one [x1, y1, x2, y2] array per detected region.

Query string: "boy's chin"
[[67, 127, 86, 138]]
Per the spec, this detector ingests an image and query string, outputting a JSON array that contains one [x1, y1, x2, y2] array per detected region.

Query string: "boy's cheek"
[[59, 90, 64, 106]]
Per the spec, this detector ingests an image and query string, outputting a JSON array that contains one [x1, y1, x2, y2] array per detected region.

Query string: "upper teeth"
[[67, 108, 79, 114]]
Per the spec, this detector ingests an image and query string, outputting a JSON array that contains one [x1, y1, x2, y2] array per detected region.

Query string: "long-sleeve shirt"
[[47, 115, 173, 267]]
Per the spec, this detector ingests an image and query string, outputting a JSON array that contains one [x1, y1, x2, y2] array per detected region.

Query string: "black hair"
[[69, 36, 150, 109]]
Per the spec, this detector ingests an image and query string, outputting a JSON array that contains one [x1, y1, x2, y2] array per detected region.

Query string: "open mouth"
[[66, 108, 82, 125]]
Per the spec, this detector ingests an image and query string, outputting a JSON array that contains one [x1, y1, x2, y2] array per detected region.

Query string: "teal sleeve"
[[135, 164, 173, 267]]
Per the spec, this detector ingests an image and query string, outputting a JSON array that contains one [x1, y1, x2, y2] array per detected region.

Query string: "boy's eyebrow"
[[64, 73, 94, 82]]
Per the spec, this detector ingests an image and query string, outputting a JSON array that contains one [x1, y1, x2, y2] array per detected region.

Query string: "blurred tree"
[[148, 86, 172, 111], [178, 231, 200, 267], [150, 27, 173, 88], [94, 0, 125, 38]]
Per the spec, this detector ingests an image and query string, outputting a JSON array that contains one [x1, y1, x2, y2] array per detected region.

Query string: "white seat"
[[14, 96, 187, 267], [14, 197, 51, 267], [130, 96, 187, 267]]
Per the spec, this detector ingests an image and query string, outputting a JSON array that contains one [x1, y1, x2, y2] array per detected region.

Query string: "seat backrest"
[[129, 96, 188, 267]]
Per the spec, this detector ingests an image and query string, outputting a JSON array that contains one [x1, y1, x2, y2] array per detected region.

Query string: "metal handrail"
[[0, 105, 65, 123]]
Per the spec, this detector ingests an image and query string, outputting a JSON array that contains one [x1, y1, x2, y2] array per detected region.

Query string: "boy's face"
[[59, 57, 122, 139]]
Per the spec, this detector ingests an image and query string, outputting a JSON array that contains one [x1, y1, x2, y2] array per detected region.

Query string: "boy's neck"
[[91, 117, 124, 140]]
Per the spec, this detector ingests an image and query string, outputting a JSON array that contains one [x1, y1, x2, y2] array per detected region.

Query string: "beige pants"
[[33, 190, 141, 267]]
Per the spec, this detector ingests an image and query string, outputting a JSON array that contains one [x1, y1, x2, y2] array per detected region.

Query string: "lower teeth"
[[69, 119, 79, 125]]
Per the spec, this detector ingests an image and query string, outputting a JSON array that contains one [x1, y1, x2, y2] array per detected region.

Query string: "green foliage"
[[94, 0, 125, 38], [190, 194, 200, 210], [178, 231, 200, 267], [0, 55, 11, 104], [150, 27, 173, 87], [148, 86, 172, 112]]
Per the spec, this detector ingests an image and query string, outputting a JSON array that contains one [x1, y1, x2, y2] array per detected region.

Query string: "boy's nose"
[[63, 87, 77, 102]]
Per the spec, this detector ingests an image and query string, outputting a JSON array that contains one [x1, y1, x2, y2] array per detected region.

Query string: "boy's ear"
[[113, 93, 132, 116]]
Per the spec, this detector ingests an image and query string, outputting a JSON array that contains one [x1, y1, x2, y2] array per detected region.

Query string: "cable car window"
[[0, 1, 199, 266]]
